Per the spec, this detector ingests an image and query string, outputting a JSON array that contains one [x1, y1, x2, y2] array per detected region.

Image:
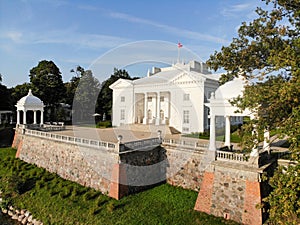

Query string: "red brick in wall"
[[109, 163, 128, 200], [194, 171, 214, 214], [242, 180, 262, 225]]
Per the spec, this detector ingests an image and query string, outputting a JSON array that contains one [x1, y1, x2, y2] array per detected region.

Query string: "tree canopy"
[[97, 68, 133, 119], [207, 0, 300, 223], [29, 60, 65, 107]]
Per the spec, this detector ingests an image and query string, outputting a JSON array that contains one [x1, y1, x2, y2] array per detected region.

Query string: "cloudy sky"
[[0, 0, 267, 87]]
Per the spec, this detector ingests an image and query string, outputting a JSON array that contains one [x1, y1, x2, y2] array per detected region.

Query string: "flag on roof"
[[178, 42, 183, 48]]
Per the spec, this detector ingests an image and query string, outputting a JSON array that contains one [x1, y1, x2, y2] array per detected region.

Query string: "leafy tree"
[[207, 0, 300, 224], [29, 60, 65, 121], [0, 75, 12, 111], [10, 83, 31, 106], [64, 66, 85, 106], [97, 68, 133, 119]]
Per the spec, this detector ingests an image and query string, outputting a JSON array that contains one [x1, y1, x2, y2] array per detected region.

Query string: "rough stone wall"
[[195, 161, 265, 225], [164, 146, 205, 192], [14, 133, 118, 194], [210, 165, 248, 222]]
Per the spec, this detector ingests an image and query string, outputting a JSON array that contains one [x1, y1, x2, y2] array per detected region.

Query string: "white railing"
[[216, 150, 248, 163], [124, 138, 161, 151], [24, 129, 118, 152], [162, 139, 208, 150]]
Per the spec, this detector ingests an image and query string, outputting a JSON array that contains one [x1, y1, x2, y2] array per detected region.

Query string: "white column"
[[33, 110, 37, 124], [17, 110, 20, 125], [23, 110, 27, 125], [250, 114, 259, 157], [224, 116, 231, 147], [0, 113, 2, 124], [208, 114, 216, 151], [40, 110, 44, 125], [263, 128, 270, 154], [143, 93, 147, 124], [156, 92, 160, 125]]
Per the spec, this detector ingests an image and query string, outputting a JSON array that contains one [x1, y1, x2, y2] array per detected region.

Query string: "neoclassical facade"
[[110, 61, 221, 133], [16, 89, 44, 125]]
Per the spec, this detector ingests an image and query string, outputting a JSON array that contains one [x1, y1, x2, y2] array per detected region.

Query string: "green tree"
[[64, 66, 85, 106], [0, 74, 12, 111], [29, 60, 65, 121], [97, 68, 133, 119], [10, 83, 31, 106], [73, 69, 100, 123], [207, 1, 300, 224]]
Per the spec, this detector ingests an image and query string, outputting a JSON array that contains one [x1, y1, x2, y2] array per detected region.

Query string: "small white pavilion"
[[16, 89, 44, 125], [207, 76, 252, 151]]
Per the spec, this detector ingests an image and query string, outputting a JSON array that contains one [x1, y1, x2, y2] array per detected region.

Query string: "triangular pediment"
[[109, 79, 133, 89], [170, 72, 204, 84]]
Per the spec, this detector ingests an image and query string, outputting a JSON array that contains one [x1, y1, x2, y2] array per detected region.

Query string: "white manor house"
[[110, 60, 242, 133]]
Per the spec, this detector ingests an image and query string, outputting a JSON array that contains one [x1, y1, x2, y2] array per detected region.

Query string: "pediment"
[[170, 72, 204, 85], [109, 79, 133, 89]]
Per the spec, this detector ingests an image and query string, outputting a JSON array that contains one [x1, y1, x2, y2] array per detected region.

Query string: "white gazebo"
[[16, 89, 45, 125], [206, 76, 252, 151]]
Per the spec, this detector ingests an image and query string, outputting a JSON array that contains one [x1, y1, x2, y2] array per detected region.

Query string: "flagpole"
[[177, 46, 180, 63], [177, 42, 182, 63]]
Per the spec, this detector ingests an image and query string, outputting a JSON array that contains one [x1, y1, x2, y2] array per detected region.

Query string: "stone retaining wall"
[[163, 145, 205, 192]]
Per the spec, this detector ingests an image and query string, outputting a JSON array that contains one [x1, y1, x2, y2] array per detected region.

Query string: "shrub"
[[96, 121, 112, 128]]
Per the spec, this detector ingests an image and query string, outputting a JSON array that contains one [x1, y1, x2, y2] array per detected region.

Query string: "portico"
[[137, 91, 170, 125]]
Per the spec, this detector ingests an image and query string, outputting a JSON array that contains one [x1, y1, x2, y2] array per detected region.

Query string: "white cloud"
[[221, 3, 253, 17], [0, 28, 130, 50], [2, 31, 23, 43], [108, 11, 229, 45]]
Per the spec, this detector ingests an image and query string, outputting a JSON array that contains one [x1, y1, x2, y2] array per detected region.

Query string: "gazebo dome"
[[16, 89, 44, 107], [214, 76, 247, 100]]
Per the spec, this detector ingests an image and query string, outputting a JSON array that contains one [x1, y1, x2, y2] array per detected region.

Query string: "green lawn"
[[0, 148, 239, 225]]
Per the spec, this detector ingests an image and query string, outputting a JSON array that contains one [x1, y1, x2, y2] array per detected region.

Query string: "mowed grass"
[[0, 148, 239, 225]]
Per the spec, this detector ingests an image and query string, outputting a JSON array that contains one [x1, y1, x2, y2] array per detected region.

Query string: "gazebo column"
[[155, 92, 160, 125], [143, 93, 148, 124], [208, 114, 216, 151], [250, 114, 259, 157], [33, 110, 37, 124], [23, 110, 27, 125], [224, 115, 231, 147], [263, 127, 270, 154], [17, 110, 20, 124], [40, 110, 44, 125]]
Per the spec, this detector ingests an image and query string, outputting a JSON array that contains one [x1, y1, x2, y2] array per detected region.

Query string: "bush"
[[96, 121, 112, 128]]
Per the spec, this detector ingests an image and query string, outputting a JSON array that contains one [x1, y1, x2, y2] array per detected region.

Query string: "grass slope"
[[0, 148, 239, 225]]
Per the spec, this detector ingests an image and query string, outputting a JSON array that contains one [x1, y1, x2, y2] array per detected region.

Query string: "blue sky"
[[0, 0, 267, 87]]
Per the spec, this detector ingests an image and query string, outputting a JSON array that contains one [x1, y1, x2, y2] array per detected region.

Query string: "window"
[[121, 96, 125, 102], [183, 110, 189, 124], [147, 97, 152, 102], [183, 127, 189, 132], [160, 110, 164, 119], [147, 109, 152, 119], [183, 94, 190, 101], [120, 109, 125, 120], [160, 96, 164, 102]]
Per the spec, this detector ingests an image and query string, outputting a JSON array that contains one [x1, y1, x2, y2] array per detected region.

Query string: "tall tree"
[[72, 69, 100, 123], [97, 68, 132, 119], [29, 60, 65, 121], [64, 66, 85, 106], [207, 1, 300, 223], [0, 74, 12, 111]]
